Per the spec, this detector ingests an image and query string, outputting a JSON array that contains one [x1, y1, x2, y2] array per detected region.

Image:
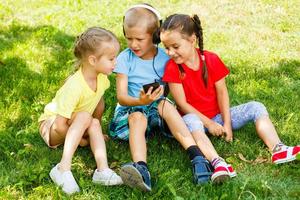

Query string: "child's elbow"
[[116, 94, 126, 106], [118, 100, 127, 106]]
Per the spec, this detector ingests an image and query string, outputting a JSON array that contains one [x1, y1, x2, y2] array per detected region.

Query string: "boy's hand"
[[139, 85, 164, 105], [207, 120, 225, 137]]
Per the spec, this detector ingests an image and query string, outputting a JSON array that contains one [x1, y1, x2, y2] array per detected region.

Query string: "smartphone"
[[143, 82, 160, 93]]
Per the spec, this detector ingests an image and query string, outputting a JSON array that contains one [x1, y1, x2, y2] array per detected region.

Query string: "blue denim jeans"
[[183, 101, 269, 133]]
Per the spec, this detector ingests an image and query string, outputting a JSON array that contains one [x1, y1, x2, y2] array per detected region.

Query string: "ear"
[[190, 34, 197, 45], [88, 55, 96, 66]]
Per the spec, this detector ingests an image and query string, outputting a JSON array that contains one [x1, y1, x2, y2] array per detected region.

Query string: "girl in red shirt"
[[161, 14, 300, 175]]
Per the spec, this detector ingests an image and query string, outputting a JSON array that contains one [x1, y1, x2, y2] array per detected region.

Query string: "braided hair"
[[161, 14, 208, 86], [74, 27, 119, 70]]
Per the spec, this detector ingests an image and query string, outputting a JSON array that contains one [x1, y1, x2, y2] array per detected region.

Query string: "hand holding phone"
[[143, 82, 160, 93]]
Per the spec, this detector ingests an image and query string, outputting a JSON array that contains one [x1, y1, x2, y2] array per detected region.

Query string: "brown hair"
[[161, 14, 208, 86], [74, 27, 119, 70]]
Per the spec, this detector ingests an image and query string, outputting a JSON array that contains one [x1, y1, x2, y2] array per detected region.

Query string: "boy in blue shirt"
[[109, 4, 222, 191]]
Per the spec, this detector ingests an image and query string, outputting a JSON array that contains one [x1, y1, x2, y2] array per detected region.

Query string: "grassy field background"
[[0, 0, 299, 199]]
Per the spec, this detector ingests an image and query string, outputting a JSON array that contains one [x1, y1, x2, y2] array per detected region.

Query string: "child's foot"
[[92, 168, 123, 185], [226, 164, 237, 178], [191, 156, 213, 184], [49, 164, 80, 195], [120, 162, 151, 192], [272, 145, 300, 164], [211, 158, 230, 184]]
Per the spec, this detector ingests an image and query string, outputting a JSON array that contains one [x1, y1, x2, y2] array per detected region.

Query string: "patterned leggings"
[[183, 101, 269, 133]]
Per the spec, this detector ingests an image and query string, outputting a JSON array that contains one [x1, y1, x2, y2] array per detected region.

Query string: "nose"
[[167, 49, 175, 57], [130, 40, 138, 49]]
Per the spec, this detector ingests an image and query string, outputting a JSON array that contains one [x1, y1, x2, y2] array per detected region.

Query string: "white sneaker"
[[49, 164, 80, 195], [92, 168, 123, 185]]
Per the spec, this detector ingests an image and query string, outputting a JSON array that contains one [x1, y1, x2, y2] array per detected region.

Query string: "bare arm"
[[116, 73, 163, 106], [93, 96, 105, 121], [169, 82, 225, 136], [215, 77, 233, 141], [91, 97, 109, 142]]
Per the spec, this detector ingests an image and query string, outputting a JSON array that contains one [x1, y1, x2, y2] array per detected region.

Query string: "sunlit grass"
[[0, 0, 299, 199]]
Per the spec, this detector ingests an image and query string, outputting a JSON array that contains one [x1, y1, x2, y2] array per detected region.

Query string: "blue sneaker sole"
[[120, 165, 151, 192]]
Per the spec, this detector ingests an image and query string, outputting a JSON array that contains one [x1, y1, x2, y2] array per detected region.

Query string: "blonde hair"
[[74, 27, 119, 70], [124, 4, 160, 35]]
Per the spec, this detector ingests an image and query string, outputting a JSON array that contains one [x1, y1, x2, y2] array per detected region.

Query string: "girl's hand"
[[139, 85, 164, 105], [223, 125, 233, 142], [207, 120, 226, 137]]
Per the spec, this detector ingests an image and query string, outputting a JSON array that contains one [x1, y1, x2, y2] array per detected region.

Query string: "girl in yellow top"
[[38, 27, 122, 195]]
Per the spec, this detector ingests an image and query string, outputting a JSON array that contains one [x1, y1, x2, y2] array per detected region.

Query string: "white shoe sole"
[[211, 171, 230, 184], [93, 177, 123, 185], [274, 156, 297, 164], [229, 171, 237, 178]]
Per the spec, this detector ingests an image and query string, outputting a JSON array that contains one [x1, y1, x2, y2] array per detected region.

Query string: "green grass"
[[0, 0, 299, 199]]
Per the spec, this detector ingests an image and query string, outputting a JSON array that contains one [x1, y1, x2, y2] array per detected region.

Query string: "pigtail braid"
[[74, 33, 86, 71], [192, 15, 208, 87]]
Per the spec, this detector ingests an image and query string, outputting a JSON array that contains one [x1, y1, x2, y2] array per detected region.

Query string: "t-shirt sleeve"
[[114, 52, 129, 75], [162, 60, 182, 83], [55, 81, 81, 119], [209, 53, 230, 83], [102, 74, 110, 91]]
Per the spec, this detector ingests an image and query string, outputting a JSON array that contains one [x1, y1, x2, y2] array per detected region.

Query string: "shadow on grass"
[[0, 23, 128, 194], [0, 23, 299, 198]]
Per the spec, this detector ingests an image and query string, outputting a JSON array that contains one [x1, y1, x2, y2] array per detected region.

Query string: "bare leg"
[[192, 131, 219, 161], [59, 112, 92, 171], [87, 118, 108, 170], [50, 115, 69, 146], [157, 100, 196, 149], [255, 116, 281, 151], [128, 112, 148, 162]]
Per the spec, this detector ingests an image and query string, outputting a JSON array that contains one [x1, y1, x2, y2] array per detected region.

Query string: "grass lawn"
[[0, 0, 299, 199]]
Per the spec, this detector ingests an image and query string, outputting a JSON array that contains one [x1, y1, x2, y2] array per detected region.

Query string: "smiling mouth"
[[132, 49, 140, 53]]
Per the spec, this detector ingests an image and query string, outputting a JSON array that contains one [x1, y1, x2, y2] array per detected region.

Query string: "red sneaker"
[[211, 164, 230, 184], [272, 145, 300, 164], [226, 164, 237, 178]]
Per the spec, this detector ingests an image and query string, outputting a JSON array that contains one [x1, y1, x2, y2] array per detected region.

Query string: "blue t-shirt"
[[114, 47, 169, 98]]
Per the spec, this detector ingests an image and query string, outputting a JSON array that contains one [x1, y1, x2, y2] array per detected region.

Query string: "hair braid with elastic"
[[191, 15, 208, 87]]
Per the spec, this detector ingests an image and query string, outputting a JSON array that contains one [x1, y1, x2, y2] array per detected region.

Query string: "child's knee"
[[128, 112, 147, 124], [52, 117, 68, 135], [88, 118, 101, 133], [158, 99, 171, 108], [158, 100, 175, 115], [75, 112, 93, 126], [182, 113, 205, 133], [248, 101, 268, 121]]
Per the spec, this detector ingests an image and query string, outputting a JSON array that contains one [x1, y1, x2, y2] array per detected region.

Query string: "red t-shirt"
[[163, 49, 229, 118]]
